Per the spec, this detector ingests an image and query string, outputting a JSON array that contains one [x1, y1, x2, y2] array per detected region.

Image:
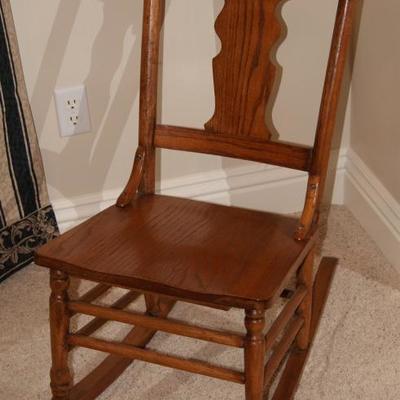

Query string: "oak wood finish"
[[295, 175, 320, 240], [264, 316, 304, 387], [34, 0, 357, 398], [68, 334, 245, 384], [296, 0, 357, 239], [69, 299, 175, 400], [137, 0, 163, 195], [72, 290, 140, 342], [271, 257, 338, 400], [155, 125, 312, 171], [265, 285, 307, 353], [175, 296, 231, 311], [69, 327, 152, 400], [76, 283, 110, 304], [244, 308, 266, 400], [36, 194, 316, 309], [49, 270, 72, 400], [296, 247, 315, 350], [205, 0, 282, 139], [69, 300, 244, 348], [116, 147, 146, 207]]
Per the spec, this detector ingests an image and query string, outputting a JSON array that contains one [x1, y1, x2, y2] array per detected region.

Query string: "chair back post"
[[295, 0, 357, 240], [117, 0, 164, 207], [138, 0, 165, 194]]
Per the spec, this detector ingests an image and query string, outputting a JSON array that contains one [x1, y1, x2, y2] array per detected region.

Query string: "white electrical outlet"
[[54, 85, 91, 137]]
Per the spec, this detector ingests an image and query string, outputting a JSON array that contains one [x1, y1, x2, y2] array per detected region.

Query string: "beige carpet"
[[1, 206, 399, 399]]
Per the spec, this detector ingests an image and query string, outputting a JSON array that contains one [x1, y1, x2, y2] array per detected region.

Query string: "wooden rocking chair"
[[35, 0, 357, 399]]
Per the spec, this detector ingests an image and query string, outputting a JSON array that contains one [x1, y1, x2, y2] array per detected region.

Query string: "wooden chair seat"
[[36, 194, 314, 308]]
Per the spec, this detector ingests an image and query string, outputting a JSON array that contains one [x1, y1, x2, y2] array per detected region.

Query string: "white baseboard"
[[345, 149, 400, 269], [52, 150, 347, 232], [52, 148, 400, 272]]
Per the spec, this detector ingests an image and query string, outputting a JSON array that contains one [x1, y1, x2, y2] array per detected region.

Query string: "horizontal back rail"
[[155, 125, 312, 171]]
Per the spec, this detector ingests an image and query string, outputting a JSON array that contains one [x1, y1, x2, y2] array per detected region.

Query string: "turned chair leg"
[[145, 293, 175, 318], [244, 307, 266, 400], [296, 248, 315, 350], [145, 293, 163, 316], [49, 270, 72, 400]]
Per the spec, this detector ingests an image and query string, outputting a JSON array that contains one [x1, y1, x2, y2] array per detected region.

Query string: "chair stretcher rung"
[[265, 285, 307, 353], [67, 334, 245, 384], [68, 300, 244, 348], [73, 291, 140, 340], [75, 283, 111, 308], [264, 316, 304, 387], [69, 300, 176, 400], [271, 257, 338, 400]]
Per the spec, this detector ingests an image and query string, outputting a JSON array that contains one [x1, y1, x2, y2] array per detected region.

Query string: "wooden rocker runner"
[[35, 0, 358, 399]]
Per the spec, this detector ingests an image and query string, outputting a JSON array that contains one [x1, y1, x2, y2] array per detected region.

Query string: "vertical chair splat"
[[205, 0, 284, 139]]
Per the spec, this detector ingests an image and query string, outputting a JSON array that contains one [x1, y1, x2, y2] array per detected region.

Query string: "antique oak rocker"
[[35, 0, 357, 399]]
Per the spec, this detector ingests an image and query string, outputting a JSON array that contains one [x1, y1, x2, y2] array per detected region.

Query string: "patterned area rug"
[[0, 0, 57, 281]]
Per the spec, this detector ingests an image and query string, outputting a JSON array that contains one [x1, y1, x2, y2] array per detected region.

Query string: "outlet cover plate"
[[54, 85, 91, 137]]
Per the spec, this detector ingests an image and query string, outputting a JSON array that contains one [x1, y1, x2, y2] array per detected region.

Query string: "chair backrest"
[[117, 0, 357, 241]]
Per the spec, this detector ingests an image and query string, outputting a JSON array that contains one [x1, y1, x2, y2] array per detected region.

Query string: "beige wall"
[[351, 0, 400, 202], [10, 0, 348, 203]]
